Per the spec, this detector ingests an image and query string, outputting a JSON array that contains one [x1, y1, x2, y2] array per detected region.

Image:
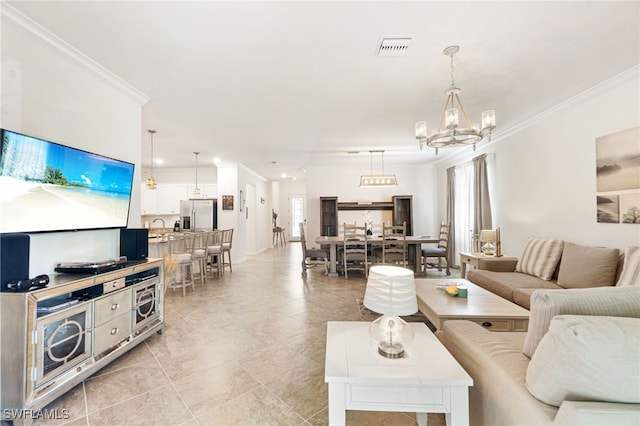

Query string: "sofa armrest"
[[523, 287, 640, 357], [553, 401, 640, 426], [479, 258, 518, 272]]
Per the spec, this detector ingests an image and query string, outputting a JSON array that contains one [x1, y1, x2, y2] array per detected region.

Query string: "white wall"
[[305, 165, 439, 245], [217, 163, 272, 261], [435, 66, 640, 256], [1, 6, 147, 276]]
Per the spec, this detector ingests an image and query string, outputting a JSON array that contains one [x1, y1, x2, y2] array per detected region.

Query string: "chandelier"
[[415, 45, 496, 155], [146, 129, 157, 189], [359, 150, 398, 187], [192, 152, 201, 197]]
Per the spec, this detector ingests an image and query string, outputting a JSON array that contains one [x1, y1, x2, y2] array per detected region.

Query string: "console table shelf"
[[337, 202, 393, 211], [0, 258, 165, 419]]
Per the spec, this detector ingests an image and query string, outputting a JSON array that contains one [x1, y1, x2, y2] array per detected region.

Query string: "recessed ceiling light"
[[213, 157, 221, 164], [155, 159, 164, 165]]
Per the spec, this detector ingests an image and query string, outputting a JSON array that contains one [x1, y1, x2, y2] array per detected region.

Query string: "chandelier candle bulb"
[[445, 108, 459, 129], [415, 121, 427, 140]]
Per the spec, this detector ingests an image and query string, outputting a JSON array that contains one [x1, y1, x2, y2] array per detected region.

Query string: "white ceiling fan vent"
[[376, 37, 412, 57]]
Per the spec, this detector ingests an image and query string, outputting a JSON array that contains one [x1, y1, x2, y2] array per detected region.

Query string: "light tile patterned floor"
[[30, 243, 457, 425]]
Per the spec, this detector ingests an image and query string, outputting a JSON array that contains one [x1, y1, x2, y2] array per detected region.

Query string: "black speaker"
[[1, 233, 30, 292], [119, 228, 149, 261]]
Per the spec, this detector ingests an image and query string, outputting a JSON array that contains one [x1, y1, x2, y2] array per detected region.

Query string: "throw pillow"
[[556, 243, 619, 288], [515, 238, 564, 281], [525, 315, 640, 407], [522, 286, 640, 358], [617, 246, 640, 287]]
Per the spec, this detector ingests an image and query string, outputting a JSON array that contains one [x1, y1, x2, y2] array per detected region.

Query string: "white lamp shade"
[[363, 265, 417, 316]]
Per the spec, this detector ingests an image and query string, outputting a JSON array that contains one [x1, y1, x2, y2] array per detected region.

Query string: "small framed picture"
[[222, 195, 234, 211]]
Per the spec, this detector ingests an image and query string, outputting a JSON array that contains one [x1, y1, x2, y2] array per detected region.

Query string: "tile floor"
[[30, 243, 458, 425]]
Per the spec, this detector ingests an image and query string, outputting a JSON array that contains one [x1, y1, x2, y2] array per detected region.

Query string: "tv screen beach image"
[[0, 130, 134, 233]]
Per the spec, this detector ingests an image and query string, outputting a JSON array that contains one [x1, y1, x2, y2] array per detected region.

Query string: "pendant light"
[[359, 150, 398, 187], [415, 45, 496, 155], [146, 130, 157, 189], [192, 151, 201, 197]]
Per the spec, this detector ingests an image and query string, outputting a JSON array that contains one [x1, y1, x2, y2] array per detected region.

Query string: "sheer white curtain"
[[453, 161, 475, 265]]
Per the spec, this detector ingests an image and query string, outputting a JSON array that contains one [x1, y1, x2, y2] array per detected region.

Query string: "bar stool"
[[272, 227, 286, 246], [206, 230, 223, 278], [221, 228, 234, 273], [166, 233, 195, 296], [188, 231, 208, 286]]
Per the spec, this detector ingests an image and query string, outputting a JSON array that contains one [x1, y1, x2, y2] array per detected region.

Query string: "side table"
[[459, 252, 518, 278], [325, 321, 473, 426]]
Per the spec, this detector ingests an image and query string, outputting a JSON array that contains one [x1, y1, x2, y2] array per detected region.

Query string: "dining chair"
[[205, 230, 223, 278], [166, 233, 195, 296], [343, 222, 368, 278], [299, 222, 328, 277], [381, 222, 407, 267], [422, 221, 451, 275]]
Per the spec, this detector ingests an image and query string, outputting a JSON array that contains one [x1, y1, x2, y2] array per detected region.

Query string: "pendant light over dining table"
[[359, 150, 398, 187]]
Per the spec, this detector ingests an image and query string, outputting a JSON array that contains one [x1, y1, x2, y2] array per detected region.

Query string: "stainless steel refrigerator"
[[180, 199, 217, 231]]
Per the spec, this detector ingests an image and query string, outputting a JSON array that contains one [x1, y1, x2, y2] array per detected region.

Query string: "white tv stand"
[[0, 258, 164, 422]]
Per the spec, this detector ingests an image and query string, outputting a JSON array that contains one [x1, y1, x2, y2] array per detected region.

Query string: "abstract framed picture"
[[595, 126, 640, 223], [222, 195, 234, 211]]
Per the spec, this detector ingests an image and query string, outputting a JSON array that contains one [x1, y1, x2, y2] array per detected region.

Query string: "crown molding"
[[1, 3, 149, 105]]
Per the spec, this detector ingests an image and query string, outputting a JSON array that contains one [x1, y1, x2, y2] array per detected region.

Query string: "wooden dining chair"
[[381, 222, 407, 267], [422, 222, 451, 275], [343, 222, 368, 278]]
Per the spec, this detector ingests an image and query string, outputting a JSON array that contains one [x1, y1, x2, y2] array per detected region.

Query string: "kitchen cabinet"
[[141, 184, 189, 215], [187, 184, 217, 199], [141, 185, 159, 215], [156, 184, 188, 214]]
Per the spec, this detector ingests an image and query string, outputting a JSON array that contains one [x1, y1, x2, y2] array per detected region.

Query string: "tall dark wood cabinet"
[[320, 196, 339, 236], [392, 195, 413, 236]]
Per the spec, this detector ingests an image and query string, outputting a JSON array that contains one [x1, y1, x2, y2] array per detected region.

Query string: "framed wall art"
[[222, 195, 234, 211], [596, 126, 640, 223]]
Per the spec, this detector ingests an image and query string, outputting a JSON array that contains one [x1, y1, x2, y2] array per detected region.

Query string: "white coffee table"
[[416, 278, 529, 332], [325, 321, 473, 426]]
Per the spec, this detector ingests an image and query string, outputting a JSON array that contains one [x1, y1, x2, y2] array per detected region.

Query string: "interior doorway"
[[289, 195, 305, 242]]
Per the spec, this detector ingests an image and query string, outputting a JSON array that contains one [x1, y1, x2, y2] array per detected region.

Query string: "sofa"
[[440, 286, 640, 426], [467, 238, 634, 309]]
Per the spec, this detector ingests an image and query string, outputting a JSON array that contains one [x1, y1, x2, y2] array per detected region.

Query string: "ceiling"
[[8, 1, 640, 181]]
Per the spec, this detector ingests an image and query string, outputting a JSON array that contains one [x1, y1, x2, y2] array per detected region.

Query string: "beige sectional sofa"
[[441, 286, 640, 426], [467, 238, 627, 309]]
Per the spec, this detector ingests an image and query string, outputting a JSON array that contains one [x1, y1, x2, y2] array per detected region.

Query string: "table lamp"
[[363, 265, 417, 359]]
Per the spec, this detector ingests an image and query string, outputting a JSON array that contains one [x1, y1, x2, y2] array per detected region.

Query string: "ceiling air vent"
[[376, 37, 412, 57]]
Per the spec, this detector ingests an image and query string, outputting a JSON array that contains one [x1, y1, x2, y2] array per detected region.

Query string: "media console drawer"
[[94, 312, 132, 354], [94, 288, 132, 326]]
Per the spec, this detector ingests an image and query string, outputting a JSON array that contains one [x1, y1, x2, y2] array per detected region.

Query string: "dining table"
[[315, 235, 439, 276]]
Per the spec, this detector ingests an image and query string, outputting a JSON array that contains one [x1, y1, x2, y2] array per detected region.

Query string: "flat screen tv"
[[0, 129, 135, 233]]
